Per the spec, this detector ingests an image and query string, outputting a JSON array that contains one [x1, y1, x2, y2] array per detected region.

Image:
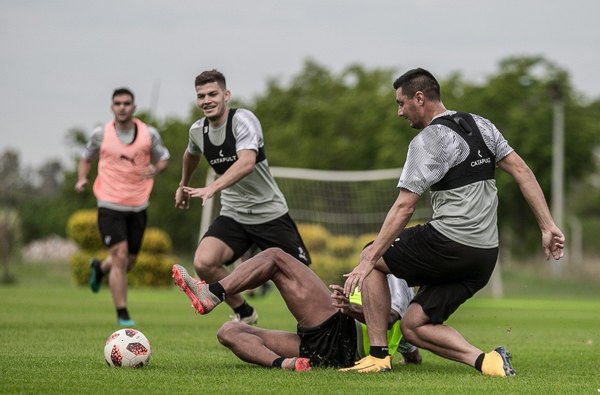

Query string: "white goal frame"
[[199, 166, 431, 239], [198, 166, 503, 297]]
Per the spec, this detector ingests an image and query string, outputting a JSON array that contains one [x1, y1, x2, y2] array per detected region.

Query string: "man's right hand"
[[74, 178, 88, 193], [329, 285, 351, 314], [542, 225, 565, 260], [175, 186, 190, 209], [183, 185, 216, 206]]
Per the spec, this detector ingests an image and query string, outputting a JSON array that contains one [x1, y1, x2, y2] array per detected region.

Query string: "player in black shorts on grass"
[[174, 69, 310, 325], [342, 68, 565, 376], [75, 88, 170, 327], [171, 248, 420, 371]]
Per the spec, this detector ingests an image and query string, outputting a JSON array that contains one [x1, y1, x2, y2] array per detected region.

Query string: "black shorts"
[[97, 207, 147, 254], [202, 213, 311, 266], [382, 223, 498, 324], [297, 311, 357, 368]]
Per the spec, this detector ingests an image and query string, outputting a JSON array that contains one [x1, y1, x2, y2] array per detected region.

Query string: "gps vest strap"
[[202, 108, 266, 175], [429, 112, 495, 191]]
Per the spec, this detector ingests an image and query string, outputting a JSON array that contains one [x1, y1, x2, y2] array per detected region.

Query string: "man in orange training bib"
[[75, 87, 170, 326]]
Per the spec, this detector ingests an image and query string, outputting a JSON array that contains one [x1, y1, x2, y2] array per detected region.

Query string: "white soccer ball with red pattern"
[[104, 328, 151, 368]]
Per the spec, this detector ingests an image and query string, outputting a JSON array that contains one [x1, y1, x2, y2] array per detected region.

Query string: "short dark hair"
[[195, 69, 227, 89], [393, 68, 441, 101], [112, 88, 135, 103]]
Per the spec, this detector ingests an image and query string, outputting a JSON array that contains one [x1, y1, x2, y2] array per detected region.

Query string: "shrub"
[[0, 209, 22, 283], [355, 233, 378, 251], [297, 223, 330, 252], [70, 250, 108, 286], [67, 209, 173, 253], [67, 209, 177, 287], [0, 209, 22, 259], [66, 209, 102, 251], [140, 227, 172, 254], [128, 252, 177, 287], [70, 251, 176, 288], [310, 251, 358, 287], [327, 235, 357, 258]]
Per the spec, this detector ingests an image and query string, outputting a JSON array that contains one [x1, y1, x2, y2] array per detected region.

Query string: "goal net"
[[199, 167, 432, 238], [198, 167, 504, 296]]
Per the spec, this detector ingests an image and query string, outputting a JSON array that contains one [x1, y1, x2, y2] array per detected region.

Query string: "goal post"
[[198, 166, 503, 296], [199, 166, 432, 239]]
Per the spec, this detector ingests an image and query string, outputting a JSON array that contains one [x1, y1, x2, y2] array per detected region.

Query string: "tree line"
[[4, 55, 600, 258]]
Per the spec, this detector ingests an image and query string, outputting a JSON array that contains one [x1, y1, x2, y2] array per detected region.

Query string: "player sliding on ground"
[[172, 248, 421, 371]]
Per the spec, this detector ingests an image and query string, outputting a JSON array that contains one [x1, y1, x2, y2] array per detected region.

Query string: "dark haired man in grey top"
[[341, 68, 564, 376]]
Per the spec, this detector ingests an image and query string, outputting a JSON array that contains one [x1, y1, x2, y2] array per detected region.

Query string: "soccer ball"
[[104, 328, 151, 368]]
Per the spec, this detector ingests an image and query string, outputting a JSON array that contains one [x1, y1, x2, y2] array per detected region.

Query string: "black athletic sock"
[[272, 357, 285, 368], [369, 346, 389, 359], [233, 301, 254, 318], [93, 259, 104, 281], [96, 269, 104, 282], [116, 307, 130, 321], [474, 352, 485, 372], [208, 282, 226, 301]]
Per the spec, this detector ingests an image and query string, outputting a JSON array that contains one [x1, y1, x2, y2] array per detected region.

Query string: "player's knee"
[[193, 254, 218, 276], [192, 259, 205, 276], [110, 252, 129, 269], [400, 319, 419, 344], [217, 321, 245, 346], [260, 247, 286, 263], [194, 244, 230, 272]]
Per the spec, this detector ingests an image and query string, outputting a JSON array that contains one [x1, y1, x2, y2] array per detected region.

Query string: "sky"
[[1, 0, 600, 170]]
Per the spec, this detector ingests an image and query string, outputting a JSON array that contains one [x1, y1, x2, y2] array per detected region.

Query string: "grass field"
[[1, 261, 599, 394]]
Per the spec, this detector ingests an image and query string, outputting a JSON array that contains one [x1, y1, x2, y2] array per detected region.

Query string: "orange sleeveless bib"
[[93, 118, 153, 206]]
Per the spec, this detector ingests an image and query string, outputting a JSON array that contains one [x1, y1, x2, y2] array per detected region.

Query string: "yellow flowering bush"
[[67, 209, 176, 287], [327, 235, 357, 258], [140, 227, 172, 254], [70, 251, 176, 287], [66, 209, 102, 251], [310, 251, 359, 287], [297, 223, 330, 253]]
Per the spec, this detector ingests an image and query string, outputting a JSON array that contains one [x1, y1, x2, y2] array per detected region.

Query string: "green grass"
[[1, 261, 599, 394]]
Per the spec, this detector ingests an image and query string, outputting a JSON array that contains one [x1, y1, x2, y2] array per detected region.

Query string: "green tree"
[[251, 57, 600, 256], [139, 112, 206, 253], [20, 56, 600, 259], [252, 59, 411, 170], [442, 56, 600, 255]]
